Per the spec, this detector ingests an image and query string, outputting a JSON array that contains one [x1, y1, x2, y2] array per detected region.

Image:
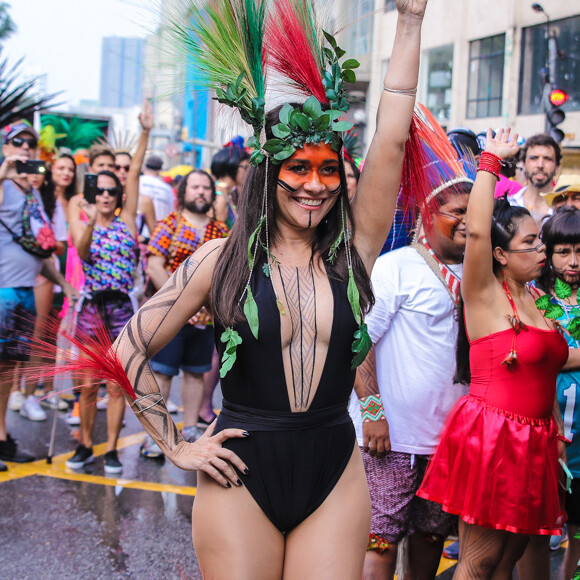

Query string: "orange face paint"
[[278, 143, 341, 194]]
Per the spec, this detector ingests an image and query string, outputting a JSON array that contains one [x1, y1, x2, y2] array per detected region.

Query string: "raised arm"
[[353, 0, 427, 268], [112, 238, 248, 486], [462, 129, 520, 306], [121, 101, 153, 237]]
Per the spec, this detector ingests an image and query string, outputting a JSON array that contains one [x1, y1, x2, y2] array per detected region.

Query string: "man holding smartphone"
[[0, 122, 78, 470]]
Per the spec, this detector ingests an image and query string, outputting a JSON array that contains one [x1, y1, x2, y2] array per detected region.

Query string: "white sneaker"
[[96, 397, 109, 410], [166, 399, 179, 414], [66, 402, 81, 426], [40, 393, 69, 411], [20, 395, 47, 421], [8, 390, 25, 412]]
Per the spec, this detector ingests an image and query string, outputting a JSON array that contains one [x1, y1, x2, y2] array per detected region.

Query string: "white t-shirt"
[[507, 186, 552, 224], [139, 174, 175, 237], [348, 246, 468, 455]]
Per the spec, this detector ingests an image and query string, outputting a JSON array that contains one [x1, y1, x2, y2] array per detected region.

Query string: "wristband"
[[359, 394, 386, 422], [478, 151, 501, 180], [557, 433, 572, 444]]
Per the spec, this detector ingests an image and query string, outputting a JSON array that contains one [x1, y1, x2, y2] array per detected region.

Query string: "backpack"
[[0, 181, 56, 259]]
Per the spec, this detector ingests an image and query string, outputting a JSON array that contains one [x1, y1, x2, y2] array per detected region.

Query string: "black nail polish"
[[226, 482, 231, 488], [237, 479, 242, 486], [243, 431, 250, 437], [244, 467, 250, 475]]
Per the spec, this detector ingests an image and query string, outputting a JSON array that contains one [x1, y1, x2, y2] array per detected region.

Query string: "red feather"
[[265, 0, 328, 103], [10, 312, 137, 401]]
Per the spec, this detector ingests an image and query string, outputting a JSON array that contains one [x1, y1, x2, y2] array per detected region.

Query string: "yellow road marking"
[[0, 423, 197, 496]]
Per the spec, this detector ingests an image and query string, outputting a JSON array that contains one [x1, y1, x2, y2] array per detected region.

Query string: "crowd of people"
[[1, 0, 580, 578]]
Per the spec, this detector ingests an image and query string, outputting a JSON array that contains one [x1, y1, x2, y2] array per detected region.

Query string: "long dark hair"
[[211, 104, 373, 328], [537, 206, 580, 293], [39, 154, 77, 220], [454, 197, 532, 384]]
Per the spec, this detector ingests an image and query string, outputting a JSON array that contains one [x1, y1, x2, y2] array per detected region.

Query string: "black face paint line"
[[329, 184, 341, 196], [278, 179, 297, 193], [308, 212, 312, 228]]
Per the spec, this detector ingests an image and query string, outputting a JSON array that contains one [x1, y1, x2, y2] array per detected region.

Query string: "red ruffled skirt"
[[417, 395, 566, 535]]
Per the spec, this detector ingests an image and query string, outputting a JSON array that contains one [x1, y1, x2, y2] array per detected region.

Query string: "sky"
[[3, 0, 156, 107]]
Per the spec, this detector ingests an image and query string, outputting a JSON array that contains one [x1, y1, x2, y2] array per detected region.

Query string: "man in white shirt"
[[351, 180, 472, 580], [508, 133, 561, 224], [139, 155, 175, 237]]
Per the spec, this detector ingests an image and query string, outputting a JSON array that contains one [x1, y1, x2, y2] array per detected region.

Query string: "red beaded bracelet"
[[557, 433, 572, 444], [478, 151, 501, 180]]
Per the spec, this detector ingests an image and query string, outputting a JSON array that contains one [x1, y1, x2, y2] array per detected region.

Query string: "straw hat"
[[541, 174, 580, 206]]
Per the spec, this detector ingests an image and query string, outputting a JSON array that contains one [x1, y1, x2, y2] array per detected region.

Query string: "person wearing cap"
[[0, 122, 78, 470], [542, 174, 580, 212], [507, 133, 561, 224], [138, 155, 175, 239], [447, 128, 481, 162]]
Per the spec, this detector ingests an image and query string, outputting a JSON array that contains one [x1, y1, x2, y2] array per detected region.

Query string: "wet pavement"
[[0, 382, 569, 579]]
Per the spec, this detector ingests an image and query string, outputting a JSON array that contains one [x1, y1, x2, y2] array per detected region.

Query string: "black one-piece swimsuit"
[[214, 262, 358, 533]]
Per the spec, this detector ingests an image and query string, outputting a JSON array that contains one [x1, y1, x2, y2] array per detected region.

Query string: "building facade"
[[100, 37, 145, 109], [362, 0, 579, 154]]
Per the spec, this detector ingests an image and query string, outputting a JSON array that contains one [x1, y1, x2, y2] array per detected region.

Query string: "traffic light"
[[543, 86, 567, 143]]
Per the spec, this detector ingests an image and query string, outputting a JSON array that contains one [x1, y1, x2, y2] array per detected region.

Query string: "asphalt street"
[[0, 382, 569, 579]]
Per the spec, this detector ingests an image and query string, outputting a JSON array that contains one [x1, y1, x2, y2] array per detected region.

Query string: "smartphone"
[[83, 173, 99, 204], [15, 160, 46, 174]]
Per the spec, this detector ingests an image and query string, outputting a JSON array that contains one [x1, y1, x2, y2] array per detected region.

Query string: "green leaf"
[[544, 304, 565, 319], [250, 151, 265, 166], [351, 322, 372, 369], [293, 112, 311, 131], [555, 278, 572, 300], [341, 69, 356, 84], [274, 146, 296, 161], [246, 136, 260, 150], [335, 47, 346, 59], [323, 48, 334, 62], [271, 124, 291, 139], [571, 308, 580, 317], [314, 114, 331, 131], [279, 103, 294, 125], [326, 89, 338, 102], [328, 228, 345, 263], [262, 139, 286, 154], [342, 59, 360, 70], [247, 216, 265, 271], [332, 120, 354, 132], [219, 328, 242, 378], [262, 263, 270, 278], [303, 96, 322, 118], [244, 287, 260, 340], [347, 268, 361, 325], [326, 109, 343, 121], [323, 30, 337, 49], [535, 294, 552, 311]]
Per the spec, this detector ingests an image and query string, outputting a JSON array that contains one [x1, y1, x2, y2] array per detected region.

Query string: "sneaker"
[[40, 393, 69, 411], [0, 459, 6, 472], [66, 401, 81, 426], [20, 395, 47, 421], [182, 425, 203, 443], [104, 450, 123, 474], [8, 390, 25, 411], [96, 396, 109, 410], [166, 399, 179, 414], [443, 539, 460, 560], [0, 434, 35, 463], [550, 526, 567, 551], [65, 444, 94, 469], [140, 435, 164, 459]]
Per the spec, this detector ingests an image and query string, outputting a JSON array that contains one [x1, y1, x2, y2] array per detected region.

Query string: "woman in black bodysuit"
[[112, 1, 429, 577]]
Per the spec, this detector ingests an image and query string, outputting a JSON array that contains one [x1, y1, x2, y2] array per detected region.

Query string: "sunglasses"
[[10, 136, 38, 149], [115, 164, 130, 172], [96, 187, 119, 196]]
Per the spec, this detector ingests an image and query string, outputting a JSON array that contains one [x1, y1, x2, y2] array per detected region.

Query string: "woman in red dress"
[[417, 129, 568, 578]]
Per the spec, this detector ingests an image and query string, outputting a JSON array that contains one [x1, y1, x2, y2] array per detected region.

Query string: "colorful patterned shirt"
[[82, 216, 138, 294], [147, 212, 228, 326]]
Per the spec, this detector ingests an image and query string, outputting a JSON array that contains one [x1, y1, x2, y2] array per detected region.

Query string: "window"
[[467, 34, 505, 118], [348, 0, 374, 56], [519, 15, 580, 115], [423, 45, 453, 126]]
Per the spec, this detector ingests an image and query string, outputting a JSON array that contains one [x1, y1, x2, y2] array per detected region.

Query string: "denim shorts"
[[150, 324, 214, 376], [0, 287, 36, 362]]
